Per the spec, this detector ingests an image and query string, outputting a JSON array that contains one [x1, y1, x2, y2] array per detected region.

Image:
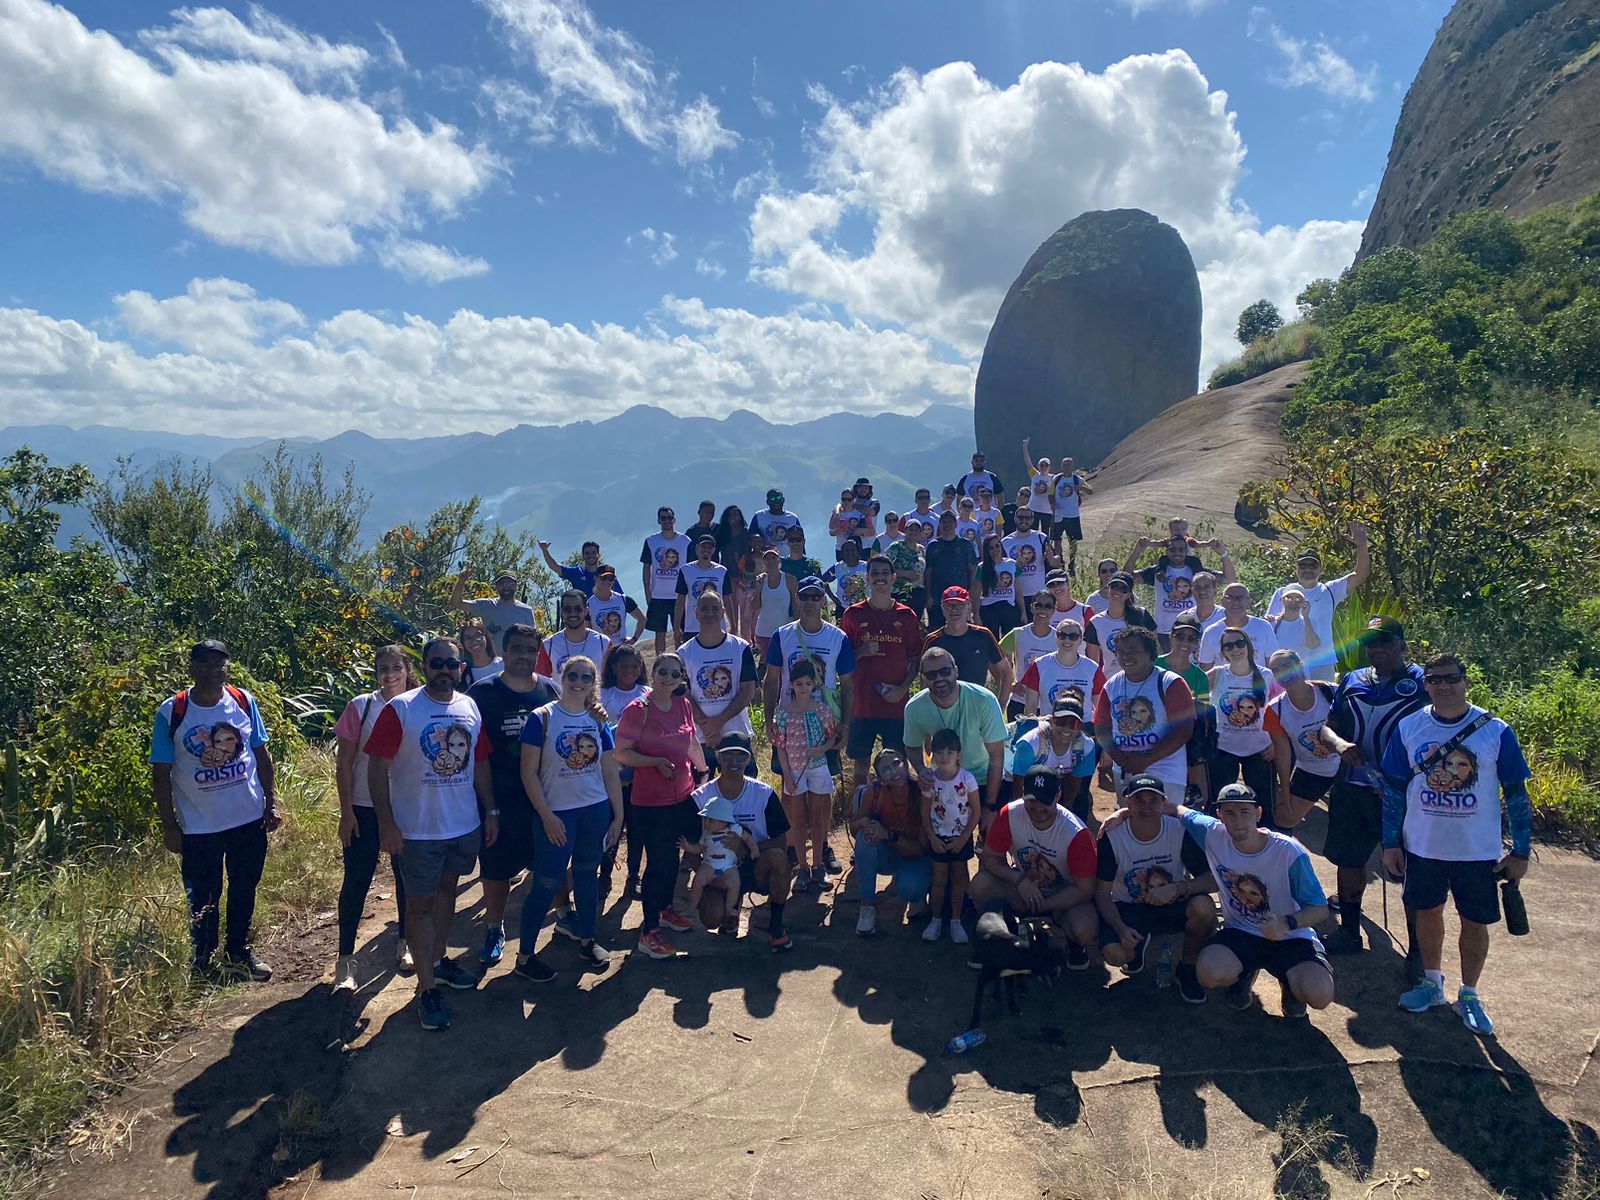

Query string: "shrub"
[[1207, 321, 1323, 390]]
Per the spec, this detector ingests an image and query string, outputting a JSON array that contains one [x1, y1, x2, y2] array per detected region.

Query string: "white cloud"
[[0, 279, 974, 435], [1248, 10, 1377, 103], [140, 4, 370, 87], [1113, 0, 1216, 13], [747, 54, 1364, 377], [695, 256, 726, 279], [0, 0, 497, 267], [376, 239, 491, 284], [628, 228, 679, 266], [479, 0, 737, 162]]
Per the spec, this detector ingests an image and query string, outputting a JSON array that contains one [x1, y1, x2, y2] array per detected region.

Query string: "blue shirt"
[[1330, 663, 1427, 789], [559, 563, 598, 596]]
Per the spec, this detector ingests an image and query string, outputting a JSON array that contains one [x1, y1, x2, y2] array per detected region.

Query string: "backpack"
[[170, 684, 252, 729]]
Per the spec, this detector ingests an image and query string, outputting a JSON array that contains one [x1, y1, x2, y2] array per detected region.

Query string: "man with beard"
[[449, 567, 536, 654]]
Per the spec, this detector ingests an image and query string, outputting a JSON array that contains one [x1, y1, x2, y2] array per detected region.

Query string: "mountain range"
[[2, 403, 979, 554]]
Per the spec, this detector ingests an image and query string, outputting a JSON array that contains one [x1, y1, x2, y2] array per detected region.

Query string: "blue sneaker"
[[479, 923, 505, 966], [1454, 990, 1495, 1037], [418, 988, 449, 1031], [553, 910, 582, 942], [1398, 977, 1447, 1013], [434, 958, 480, 990]]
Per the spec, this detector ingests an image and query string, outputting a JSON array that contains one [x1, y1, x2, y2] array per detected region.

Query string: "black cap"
[[1171, 612, 1203, 633], [1295, 549, 1322, 565], [1050, 695, 1085, 720], [696, 533, 717, 546], [1215, 782, 1260, 807], [797, 576, 826, 596], [190, 639, 229, 659], [1019, 768, 1061, 803], [1121, 773, 1166, 798], [1109, 571, 1136, 590], [854, 477, 871, 486], [1360, 615, 1405, 642], [714, 733, 753, 760]]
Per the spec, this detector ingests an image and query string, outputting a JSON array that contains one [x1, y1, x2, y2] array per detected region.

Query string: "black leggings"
[[632, 797, 698, 933], [601, 780, 643, 881], [338, 806, 406, 956], [980, 600, 1019, 637], [1209, 750, 1277, 823]]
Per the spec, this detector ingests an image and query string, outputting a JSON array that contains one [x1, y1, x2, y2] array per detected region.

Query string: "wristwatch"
[[1285, 914, 1299, 931], [488, 807, 501, 818]]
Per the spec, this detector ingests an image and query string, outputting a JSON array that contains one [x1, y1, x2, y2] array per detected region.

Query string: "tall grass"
[[1206, 321, 1323, 390], [0, 747, 340, 1192]]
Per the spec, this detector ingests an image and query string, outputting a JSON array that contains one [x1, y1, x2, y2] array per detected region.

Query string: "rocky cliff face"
[[973, 209, 1201, 487], [1360, 0, 1600, 257]]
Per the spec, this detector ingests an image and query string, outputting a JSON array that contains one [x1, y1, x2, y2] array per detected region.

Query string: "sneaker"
[[658, 907, 693, 933], [791, 868, 812, 896], [769, 932, 794, 953], [810, 865, 831, 891], [1122, 934, 1148, 976], [334, 955, 358, 992], [221, 952, 273, 982], [418, 988, 449, 1031], [1323, 926, 1364, 955], [949, 921, 969, 946], [479, 923, 506, 966], [1280, 982, 1308, 1019], [553, 909, 582, 942], [512, 954, 556, 983], [1066, 943, 1090, 971], [190, 961, 225, 988], [922, 918, 945, 942], [433, 958, 480, 991], [1405, 941, 1426, 987], [822, 845, 843, 875], [579, 940, 611, 968], [637, 929, 680, 959], [856, 906, 878, 936], [395, 938, 415, 975], [1225, 969, 1259, 1011], [718, 916, 741, 937], [1176, 962, 1206, 1005], [1454, 990, 1495, 1038], [1398, 977, 1448, 1013]]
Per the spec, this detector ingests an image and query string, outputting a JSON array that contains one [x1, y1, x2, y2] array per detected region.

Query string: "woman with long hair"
[[717, 505, 752, 638], [459, 621, 502, 687], [1206, 627, 1291, 824], [599, 643, 649, 898], [976, 535, 1020, 637], [331, 645, 417, 990]]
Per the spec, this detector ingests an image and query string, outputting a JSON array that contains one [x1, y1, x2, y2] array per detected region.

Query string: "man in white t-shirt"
[[1197, 583, 1279, 668], [538, 590, 611, 679], [1265, 521, 1370, 680], [680, 592, 761, 768], [449, 567, 536, 654], [640, 505, 692, 657], [1003, 506, 1056, 621], [750, 488, 802, 544], [587, 566, 644, 643], [151, 639, 281, 983], [676, 534, 731, 637], [366, 637, 497, 1032]]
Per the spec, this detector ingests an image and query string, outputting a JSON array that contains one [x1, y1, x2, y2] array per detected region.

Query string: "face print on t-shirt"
[[658, 547, 681, 572], [1016, 846, 1064, 892], [1014, 544, 1036, 568], [555, 728, 601, 771], [1419, 743, 1480, 795], [696, 663, 735, 701], [1219, 866, 1270, 918], [1046, 680, 1088, 710], [422, 721, 474, 777], [1163, 574, 1192, 605], [1220, 691, 1262, 729], [1297, 727, 1334, 759], [185, 721, 245, 769], [1114, 696, 1156, 737], [1123, 864, 1174, 904], [599, 610, 623, 637]]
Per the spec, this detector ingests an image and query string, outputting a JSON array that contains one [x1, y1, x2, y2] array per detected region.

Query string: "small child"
[[919, 728, 978, 944], [682, 795, 755, 911], [773, 659, 840, 892]]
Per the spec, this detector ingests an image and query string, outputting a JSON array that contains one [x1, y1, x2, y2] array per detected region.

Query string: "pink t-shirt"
[[615, 694, 698, 807]]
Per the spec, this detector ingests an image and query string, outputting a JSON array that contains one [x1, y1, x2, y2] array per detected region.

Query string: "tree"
[[1235, 299, 1283, 346], [1295, 278, 1336, 322]]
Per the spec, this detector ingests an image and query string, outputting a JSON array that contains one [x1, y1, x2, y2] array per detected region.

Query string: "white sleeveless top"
[[755, 574, 792, 637]]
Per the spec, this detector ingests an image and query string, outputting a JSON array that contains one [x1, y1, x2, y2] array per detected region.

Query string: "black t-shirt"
[[925, 537, 973, 594], [923, 625, 1003, 686], [1095, 828, 1210, 881], [468, 675, 557, 806], [686, 523, 719, 558]]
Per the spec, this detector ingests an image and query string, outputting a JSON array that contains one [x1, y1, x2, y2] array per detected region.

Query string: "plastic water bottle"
[[1155, 943, 1174, 989], [944, 1029, 987, 1056], [1500, 878, 1530, 936]]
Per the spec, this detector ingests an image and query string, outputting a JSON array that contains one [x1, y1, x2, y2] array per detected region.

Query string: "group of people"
[[148, 443, 1534, 1040]]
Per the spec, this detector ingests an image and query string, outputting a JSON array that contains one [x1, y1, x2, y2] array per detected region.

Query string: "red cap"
[[941, 586, 970, 604]]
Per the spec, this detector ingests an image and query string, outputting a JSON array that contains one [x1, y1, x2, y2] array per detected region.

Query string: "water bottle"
[[944, 1029, 987, 1056], [876, 682, 893, 698], [1155, 942, 1174, 989], [1500, 878, 1530, 937]]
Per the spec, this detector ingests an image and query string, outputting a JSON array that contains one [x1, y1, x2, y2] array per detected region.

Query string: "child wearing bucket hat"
[[681, 792, 757, 913]]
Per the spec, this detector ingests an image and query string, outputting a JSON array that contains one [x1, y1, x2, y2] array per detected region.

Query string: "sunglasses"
[[1050, 716, 1080, 726], [564, 671, 595, 683], [1172, 631, 1200, 642], [1423, 673, 1464, 685], [1056, 631, 1082, 641], [1108, 583, 1130, 593], [923, 666, 955, 680], [427, 656, 464, 670], [1221, 640, 1248, 651], [654, 667, 684, 679]]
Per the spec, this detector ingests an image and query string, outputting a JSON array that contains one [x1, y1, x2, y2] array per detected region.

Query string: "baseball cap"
[[597, 566, 616, 579], [1050, 695, 1084, 721], [1215, 782, 1260, 807], [1295, 549, 1322, 565], [1044, 569, 1070, 585], [713, 733, 753, 760], [1121, 773, 1166, 799], [855, 477, 871, 487], [1171, 612, 1202, 634], [1018, 769, 1060, 803], [1109, 571, 1136, 590], [696, 533, 717, 546], [941, 585, 970, 604], [1360, 615, 1405, 642], [797, 576, 826, 596], [492, 571, 518, 584], [190, 639, 229, 659]]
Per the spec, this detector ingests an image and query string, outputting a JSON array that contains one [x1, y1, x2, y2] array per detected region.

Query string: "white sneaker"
[[949, 922, 969, 945], [334, 955, 358, 992], [856, 906, 878, 936], [922, 919, 945, 942], [395, 938, 415, 975]]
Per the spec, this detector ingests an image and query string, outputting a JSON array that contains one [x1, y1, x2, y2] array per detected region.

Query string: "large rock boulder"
[[1359, 0, 1600, 257], [973, 209, 1201, 487]]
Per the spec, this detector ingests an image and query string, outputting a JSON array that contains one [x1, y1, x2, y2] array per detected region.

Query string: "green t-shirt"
[[1157, 656, 1211, 706], [903, 682, 1008, 777]]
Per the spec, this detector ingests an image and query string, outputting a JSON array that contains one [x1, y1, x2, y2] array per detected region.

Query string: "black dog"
[[968, 910, 1065, 1031]]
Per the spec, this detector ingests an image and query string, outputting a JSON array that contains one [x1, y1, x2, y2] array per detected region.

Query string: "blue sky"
[[0, 0, 1452, 436]]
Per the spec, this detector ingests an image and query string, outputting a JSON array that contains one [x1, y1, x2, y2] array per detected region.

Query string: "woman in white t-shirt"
[[331, 645, 417, 989], [460, 622, 504, 688], [977, 536, 1020, 637], [1205, 627, 1291, 824]]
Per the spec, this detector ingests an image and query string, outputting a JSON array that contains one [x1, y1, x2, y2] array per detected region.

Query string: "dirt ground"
[[31, 794, 1600, 1200]]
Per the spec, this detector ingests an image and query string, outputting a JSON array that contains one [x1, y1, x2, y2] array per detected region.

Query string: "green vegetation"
[[1234, 297, 1284, 346], [1243, 196, 1600, 835], [1206, 320, 1323, 390]]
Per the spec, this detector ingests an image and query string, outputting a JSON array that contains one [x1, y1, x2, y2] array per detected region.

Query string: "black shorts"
[[1053, 516, 1084, 541], [1212, 927, 1331, 983], [645, 597, 676, 632], [846, 717, 905, 761], [479, 800, 536, 882], [1323, 781, 1382, 868], [932, 841, 975, 864], [1289, 768, 1337, 802], [1097, 900, 1189, 945], [1187, 707, 1218, 764], [1402, 853, 1500, 925]]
